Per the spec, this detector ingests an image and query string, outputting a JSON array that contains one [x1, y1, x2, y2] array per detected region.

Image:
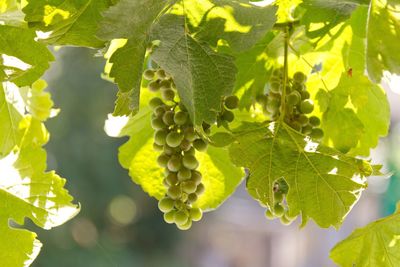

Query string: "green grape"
[[300, 99, 314, 114], [148, 80, 161, 92], [184, 127, 197, 142], [151, 118, 166, 130], [224, 95, 239, 109], [286, 91, 301, 106], [280, 214, 291, 225], [154, 106, 166, 117], [221, 110, 234, 123], [177, 168, 192, 181], [174, 199, 184, 209], [168, 185, 182, 199], [309, 116, 320, 126], [274, 192, 284, 203], [177, 218, 192, 230], [190, 208, 203, 221], [143, 69, 155, 80], [301, 90, 310, 100], [266, 98, 280, 113], [265, 209, 275, 220], [185, 147, 196, 156], [182, 155, 199, 170], [174, 111, 188, 125], [149, 97, 164, 110], [153, 143, 163, 151], [156, 69, 166, 79], [182, 181, 197, 194], [158, 197, 175, 212], [160, 80, 171, 90], [187, 193, 198, 204], [164, 210, 176, 224], [157, 154, 170, 168], [154, 129, 167, 145], [163, 178, 170, 187], [174, 210, 189, 225], [256, 94, 268, 106], [292, 82, 304, 92], [289, 121, 302, 131], [191, 171, 202, 185], [166, 132, 184, 148], [161, 88, 175, 101], [193, 139, 208, 152], [302, 124, 313, 135], [310, 128, 324, 140], [162, 110, 175, 125], [196, 183, 205, 195], [166, 172, 178, 185], [297, 114, 309, 126], [274, 203, 285, 217], [167, 156, 182, 172], [180, 139, 192, 152], [293, 71, 306, 83], [272, 68, 283, 77], [270, 81, 281, 93]]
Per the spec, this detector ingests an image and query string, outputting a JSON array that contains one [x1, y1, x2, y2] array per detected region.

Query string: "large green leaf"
[[0, 25, 54, 87], [229, 122, 375, 228], [151, 14, 237, 125], [331, 202, 400, 267], [98, 0, 170, 115], [23, 0, 111, 48]]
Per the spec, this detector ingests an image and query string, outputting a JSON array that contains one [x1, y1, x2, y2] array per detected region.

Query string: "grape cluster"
[[257, 68, 324, 140], [143, 67, 208, 230], [264, 179, 296, 225]]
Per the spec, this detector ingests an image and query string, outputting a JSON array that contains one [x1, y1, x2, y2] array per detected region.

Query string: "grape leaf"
[[366, 0, 400, 82], [97, 0, 171, 115], [229, 121, 374, 228], [23, 0, 111, 48], [0, 25, 54, 87], [151, 14, 237, 125], [330, 202, 400, 267], [317, 73, 390, 156]]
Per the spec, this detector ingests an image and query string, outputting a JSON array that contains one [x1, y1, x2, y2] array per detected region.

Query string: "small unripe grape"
[[265, 209, 275, 220], [162, 110, 175, 126], [274, 192, 284, 203], [168, 185, 182, 199], [182, 181, 197, 194], [166, 132, 184, 148], [272, 68, 283, 77], [143, 69, 155, 80], [177, 218, 192, 230], [158, 197, 175, 212], [309, 116, 320, 126], [153, 143, 163, 151], [224, 95, 239, 109], [280, 214, 291, 225], [196, 183, 205, 195], [287, 91, 301, 106], [297, 114, 309, 126], [180, 139, 192, 151], [266, 98, 280, 113], [148, 80, 161, 92], [190, 208, 203, 221], [256, 94, 268, 106], [149, 97, 164, 110], [167, 156, 182, 172], [154, 106, 166, 117], [157, 154, 170, 168], [177, 168, 192, 181], [274, 203, 285, 217], [184, 127, 197, 142], [221, 110, 234, 122], [166, 172, 178, 185], [160, 79, 171, 90], [302, 124, 313, 135], [154, 129, 167, 145], [300, 100, 314, 114], [310, 128, 324, 140], [191, 171, 202, 185], [193, 139, 208, 152], [156, 69, 166, 79], [164, 210, 176, 224], [292, 82, 304, 92], [185, 147, 196, 156], [182, 155, 199, 170], [174, 111, 188, 125], [270, 81, 281, 93], [289, 121, 302, 131], [293, 71, 307, 83], [163, 145, 175, 155], [187, 193, 198, 204], [163, 178, 169, 187], [174, 210, 189, 225], [161, 88, 175, 101], [301, 90, 310, 100]]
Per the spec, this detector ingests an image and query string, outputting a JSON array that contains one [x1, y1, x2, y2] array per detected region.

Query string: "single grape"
[[177, 218, 192, 230], [158, 197, 175, 212], [190, 208, 203, 221], [162, 178, 169, 187], [168, 185, 182, 199], [148, 80, 161, 92], [185, 147, 196, 156], [174, 111, 188, 125], [153, 143, 163, 151], [184, 127, 197, 142], [289, 121, 302, 131], [224, 95, 239, 109], [162, 110, 175, 126], [309, 116, 320, 126], [301, 90, 310, 100], [265, 209, 275, 220], [193, 139, 208, 152], [161, 88, 175, 101], [293, 71, 306, 83], [266, 98, 280, 113], [300, 99, 314, 114], [182, 155, 199, 170], [196, 183, 205, 195], [292, 82, 304, 92], [164, 210, 176, 224], [154, 129, 167, 145], [182, 181, 197, 194], [256, 94, 268, 106], [310, 128, 324, 140], [143, 69, 155, 80], [297, 114, 309, 126], [191, 171, 202, 185], [302, 124, 313, 135], [280, 214, 291, 225], [157, 154, 170, 168], [160, 79, 171, 90], [272, 68, 283, 78], [180, 139, 192, 152], [149, 97, 164, 110], [166, 172, 178, 185], [174, 210, 189, 225], [221, 110, 234, 123], [154, 105, 166, 117], [270, 81, 281, 94], [287, 91, 301, 106], [274, 203, 285, 217], [177, 168, 192, 181], [156, 69, 166, 79], [187, 193, 198, 204], [167, 156, 182, 172], [166, 132, 184, 148]]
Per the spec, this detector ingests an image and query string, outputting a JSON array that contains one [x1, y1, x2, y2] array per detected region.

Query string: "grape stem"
[[279, 25, 290, 121]]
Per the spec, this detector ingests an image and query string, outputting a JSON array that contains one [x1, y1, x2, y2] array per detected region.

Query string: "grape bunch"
[[257, 68, 324, 140], [264, 179, 297, 225], [143, 67, 208, 230]]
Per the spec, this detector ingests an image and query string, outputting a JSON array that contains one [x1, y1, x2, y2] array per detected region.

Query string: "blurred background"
[[28, 47, 400, 267]]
